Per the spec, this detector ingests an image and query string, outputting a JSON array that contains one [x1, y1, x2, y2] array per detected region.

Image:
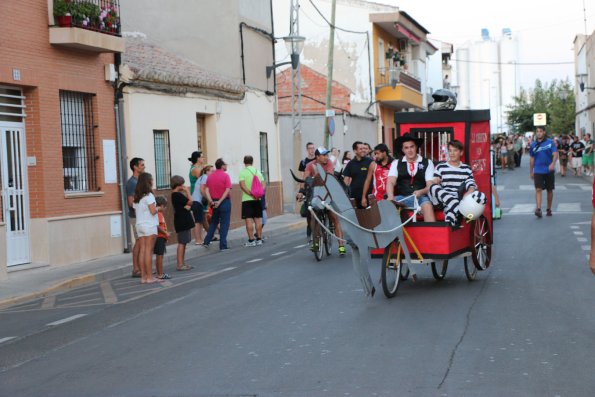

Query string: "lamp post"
[[265, 34, 305, 78]]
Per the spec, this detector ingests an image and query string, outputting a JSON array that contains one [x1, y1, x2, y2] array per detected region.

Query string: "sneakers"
[[256, 239, 263, 246], [310, 241, 319, 252], [546, 209, 552, 216], [535, 208, 542, 218], [338, 246, 346, 256], [244, 240, 257, 247]]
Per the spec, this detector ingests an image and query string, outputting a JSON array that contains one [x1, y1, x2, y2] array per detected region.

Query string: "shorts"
[[534, 172, 555, 191], [136, 223, 157, 237], [571, 157, 582, 169], [191, 201, 204, 223], [582, 155, 593, 166], [177, 229, 192, 245], [154, 237, 167, 255], [130, 217, 139, 239], [560, 157, 568, 166], [242, 200, 263, 219], [394, 194, 432, 208]]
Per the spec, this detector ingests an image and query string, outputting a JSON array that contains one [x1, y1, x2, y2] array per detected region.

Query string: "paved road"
[[1, 158, 594, 397]]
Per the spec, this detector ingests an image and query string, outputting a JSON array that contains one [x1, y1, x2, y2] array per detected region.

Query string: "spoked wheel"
[[381, 240, 402, 298], [324, 216, 333, 256], [471, 215, 492, 270], [431, 261, 448, 281], [464, 257, 477, 281]]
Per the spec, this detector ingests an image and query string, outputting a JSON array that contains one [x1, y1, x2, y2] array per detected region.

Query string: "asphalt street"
[[1, 157, 594, 397]]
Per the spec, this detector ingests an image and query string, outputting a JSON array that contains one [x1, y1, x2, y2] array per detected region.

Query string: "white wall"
[[123, 89, 280, 184]]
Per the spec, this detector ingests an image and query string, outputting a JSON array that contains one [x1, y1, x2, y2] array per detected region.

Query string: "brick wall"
[[0, 0, 121, 220], [276, 65, 351, 115]]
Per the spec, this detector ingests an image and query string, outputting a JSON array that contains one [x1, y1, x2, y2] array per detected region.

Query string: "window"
[[196, 114, 207, 163], [378, 39, 385, 75], [259, 132, 269, 183], [153, 130, 171, 190], [60, 91, 97, 192]]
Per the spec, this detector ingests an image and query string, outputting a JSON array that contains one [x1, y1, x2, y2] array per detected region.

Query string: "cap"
[[215, 158, 227, 169], [315, 146, 330, 156]]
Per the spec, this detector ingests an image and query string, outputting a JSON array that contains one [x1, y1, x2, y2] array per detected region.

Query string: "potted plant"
[[53, 0, 72, 27], [99, 6, 120, 34], [71, 1, 101, 29]]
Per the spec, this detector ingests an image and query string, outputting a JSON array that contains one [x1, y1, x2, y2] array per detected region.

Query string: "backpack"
[[249, 169, 265, 199]]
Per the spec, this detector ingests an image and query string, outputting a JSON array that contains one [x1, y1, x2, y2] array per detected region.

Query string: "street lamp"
[[559, 90, 568, 102], [580, 82, 595, 92], [266, 34, 306, 78]]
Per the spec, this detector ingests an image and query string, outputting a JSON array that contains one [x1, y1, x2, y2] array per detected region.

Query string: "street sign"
[[328, 116, 335, 136], [325, 109, 335, 117], [533, 113, 547, 126]]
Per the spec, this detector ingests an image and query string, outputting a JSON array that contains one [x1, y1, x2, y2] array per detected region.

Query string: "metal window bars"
[[0, 87, 26, 123], [259, 132, 269, 184], [409, 128, 454, 163], [153, 130, 171, 190], [59, 91, 97, 192]]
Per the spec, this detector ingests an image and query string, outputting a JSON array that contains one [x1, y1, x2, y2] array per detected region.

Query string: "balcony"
[[375, 68, 423, 109], [48, 0, 124, 53]]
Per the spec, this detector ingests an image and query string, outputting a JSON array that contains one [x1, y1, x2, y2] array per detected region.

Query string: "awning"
[[395, 24, 420, 44]]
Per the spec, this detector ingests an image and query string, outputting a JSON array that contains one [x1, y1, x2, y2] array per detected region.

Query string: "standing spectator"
[[132, 172, 161, 284], [298, 142, 316, 178], [361, 143, 395, 208], [239, 155, 265, 246], [126, 157, 145, 278], [171, 175, 195, 271], [583, 133, 593, 176], [364, 143, 373, 158], [329, 147, 340, 172], [190, 164, 206, 245], [342, 141, 373, 208], [514, 134, 524, 167], [530, 126, 558, 218], [153, 196, 171, 280], [203, 158, 232, 250], [188, 151, 203, 198], [196, 165, 214, 242], [341, 151, 352, 171], [558, 136, 570, 177], [569, 135, 585, 176], [500, 138, 508, 170], [506, 137, 515, 170]]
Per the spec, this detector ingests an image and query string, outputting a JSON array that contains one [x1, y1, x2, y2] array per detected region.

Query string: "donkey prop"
[[292, 164, 412, 297]]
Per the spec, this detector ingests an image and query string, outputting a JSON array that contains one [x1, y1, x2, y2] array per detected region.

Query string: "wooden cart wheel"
[[471, 215, 492, 270], [431, 261, 448, 281], [464, 256, 477, 281], [381, 240, 402, 298]]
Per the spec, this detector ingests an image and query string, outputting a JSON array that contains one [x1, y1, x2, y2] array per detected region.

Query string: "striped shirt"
[[433, 162, 476, 193]]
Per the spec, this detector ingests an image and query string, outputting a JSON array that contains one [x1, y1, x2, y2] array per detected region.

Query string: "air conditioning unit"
[[104, 64, 117, 82]]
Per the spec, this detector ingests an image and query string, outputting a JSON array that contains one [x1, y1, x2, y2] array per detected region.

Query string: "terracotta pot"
[[55, 15, 72, 27]]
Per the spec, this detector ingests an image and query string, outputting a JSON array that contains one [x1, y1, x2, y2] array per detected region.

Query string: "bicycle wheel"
[[312, 212, 324, 261], [431, 261, 448, 281], [324, 214, 333, 256], [381, 240, 401, 298], [464, 257, 477, 281], [471, 215, 492, 270]]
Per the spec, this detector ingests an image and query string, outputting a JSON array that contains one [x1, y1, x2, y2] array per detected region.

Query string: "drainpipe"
[[114, 53, 131, 253]]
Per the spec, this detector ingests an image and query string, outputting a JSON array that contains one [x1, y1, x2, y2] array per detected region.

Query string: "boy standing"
[[171, 175, 195, 270], [154, 196, 171, 279]]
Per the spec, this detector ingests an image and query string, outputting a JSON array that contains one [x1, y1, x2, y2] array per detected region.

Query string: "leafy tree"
[[506, 79, 575, 136]]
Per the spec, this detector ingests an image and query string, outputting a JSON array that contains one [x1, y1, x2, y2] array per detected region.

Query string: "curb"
[[0, 219, 305, 310]]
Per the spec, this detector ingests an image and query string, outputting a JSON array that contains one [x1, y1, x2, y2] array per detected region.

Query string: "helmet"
[[429, 89, 457, 111], [458, 191, 486, 221]]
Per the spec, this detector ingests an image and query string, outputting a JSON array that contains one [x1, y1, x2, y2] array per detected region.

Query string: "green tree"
[[506, 79, 575, 136]]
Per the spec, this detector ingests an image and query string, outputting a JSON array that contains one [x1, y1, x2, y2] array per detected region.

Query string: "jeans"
[[204, 198, 231, 249]]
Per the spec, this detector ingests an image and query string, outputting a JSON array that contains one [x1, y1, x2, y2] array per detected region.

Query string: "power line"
[[307, 0, 368, 35]]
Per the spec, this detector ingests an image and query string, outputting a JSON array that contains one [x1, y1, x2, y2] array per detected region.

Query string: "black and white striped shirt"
[[433, 162, 476, 193]]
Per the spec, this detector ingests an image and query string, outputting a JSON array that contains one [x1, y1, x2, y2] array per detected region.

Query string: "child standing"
[[154, 196, 171, 280], [133, 172, 162, 284], [171, 175, 195, 271]]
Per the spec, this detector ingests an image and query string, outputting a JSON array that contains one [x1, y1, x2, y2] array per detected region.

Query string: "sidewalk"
[[0, 213, 304, 309]]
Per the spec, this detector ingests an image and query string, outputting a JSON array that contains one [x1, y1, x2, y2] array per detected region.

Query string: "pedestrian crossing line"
[[0, 337, 17, 344], [247, 258, 262, 263], [578, 237, 588, 242], [574, 231, 584, 236], [46, 314, 87, 327], [58, 298, 103, 307], [557, 203, 581, 212], [58, 291, 101, 302], [571, 226, 580, 229], [294, 244, 308, 249], [271, 251, 287, 256], [582, 245, 591, 251], [41, 295, 56, 309], [579, 185, 593, 191], [100, 281, 118, 304], [118, 288, 161, 297]]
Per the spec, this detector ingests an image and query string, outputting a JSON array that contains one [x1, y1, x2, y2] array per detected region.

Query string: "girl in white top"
[[133, 172, 162, 284]]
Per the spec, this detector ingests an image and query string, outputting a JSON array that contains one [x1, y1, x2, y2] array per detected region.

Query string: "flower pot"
[[55, 15, 72, 27]]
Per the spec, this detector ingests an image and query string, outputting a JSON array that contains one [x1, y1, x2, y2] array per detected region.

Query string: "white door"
[[0, 126, 31, 266]]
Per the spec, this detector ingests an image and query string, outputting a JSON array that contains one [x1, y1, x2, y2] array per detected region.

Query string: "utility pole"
[[324, 0, 337, 148], [289, 0, 303, 204]]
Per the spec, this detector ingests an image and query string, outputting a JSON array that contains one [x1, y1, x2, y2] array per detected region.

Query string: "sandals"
[[176, 264, 193, 271], [131, 271, 141, 278], [157, 273, 171, 279]]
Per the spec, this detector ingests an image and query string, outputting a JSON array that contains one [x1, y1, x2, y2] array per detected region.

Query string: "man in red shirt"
[[203, 158, 232, 250], [361, 143, 395, 208]]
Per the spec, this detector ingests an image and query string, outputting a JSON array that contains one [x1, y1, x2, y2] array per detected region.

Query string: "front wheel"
[[324, 215, 333, 256], [381, 240, 401, 298], [431, 261, 448, 281], [471, 215, 492, 270], [464, 257, 477, 281]]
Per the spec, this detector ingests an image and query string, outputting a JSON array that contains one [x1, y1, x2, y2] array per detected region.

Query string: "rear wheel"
[[381, 240, 401, 298], [464, 257, 477, 281], [471, 215, 492, 270], [431, 261, 448, 280]]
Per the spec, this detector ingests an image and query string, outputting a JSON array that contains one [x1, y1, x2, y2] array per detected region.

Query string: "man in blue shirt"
[[530, 126, 558, 218]]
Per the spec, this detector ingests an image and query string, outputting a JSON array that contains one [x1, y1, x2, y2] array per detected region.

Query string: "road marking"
[[574, 231, 584, 236], [294, 244, 308, 249], [41, 295, 56, 309], [578, 237, 588, 242], [100, 281, 118, 304], [46, 314, 87, 326], [509, 204, 536, 213], [572, 221, 592, 225], [582, 245, 591, 251], [519, 185, 534, 190], [246, 258, 262, 263], [0, 337, 17, 344], [579, 185, 592, 191], [570, 226, 579, 229], [557, 203, 581, 212], [271, 251, 287, 256]]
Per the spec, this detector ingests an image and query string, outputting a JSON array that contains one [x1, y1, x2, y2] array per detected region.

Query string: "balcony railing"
[[53, 0, 121, 36], [376, 68, 421, 92]]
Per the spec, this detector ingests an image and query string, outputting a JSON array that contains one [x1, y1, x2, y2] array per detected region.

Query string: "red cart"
[[372, 110, 494, 298]]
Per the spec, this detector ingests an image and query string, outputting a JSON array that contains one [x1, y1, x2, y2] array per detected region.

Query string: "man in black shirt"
[[298, 142, 316, 177], [343, 141, 373, 208], [570, 135, 585, 176]]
